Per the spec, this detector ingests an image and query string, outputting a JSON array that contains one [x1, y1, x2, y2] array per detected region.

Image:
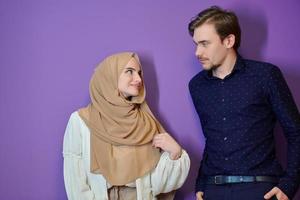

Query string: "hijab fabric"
[[79, 52, 165, 185]]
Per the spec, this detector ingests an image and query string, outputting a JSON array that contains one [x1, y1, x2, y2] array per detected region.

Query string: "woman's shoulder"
[[67, 110, 87, 128], [68, 111, 81, 122], [64, 110, 89, 138]]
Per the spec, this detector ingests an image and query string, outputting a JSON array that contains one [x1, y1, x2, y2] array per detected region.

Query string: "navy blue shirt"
[[189, 55, 300, 199]]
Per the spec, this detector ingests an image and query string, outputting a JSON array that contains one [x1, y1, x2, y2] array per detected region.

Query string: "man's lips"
[[199, 59, 209, 63], [197, 56, 209, 62]]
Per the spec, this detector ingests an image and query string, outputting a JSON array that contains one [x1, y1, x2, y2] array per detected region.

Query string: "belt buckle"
[[214, 175, 223, 184]]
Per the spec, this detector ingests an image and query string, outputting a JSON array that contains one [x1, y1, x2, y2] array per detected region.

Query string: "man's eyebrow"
[[195, 40, 209, 44]]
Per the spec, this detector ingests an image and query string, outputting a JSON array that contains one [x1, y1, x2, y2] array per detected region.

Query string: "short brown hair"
[[188, 6, 241, 51]]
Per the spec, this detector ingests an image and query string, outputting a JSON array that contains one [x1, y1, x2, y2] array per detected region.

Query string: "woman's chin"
[[129, 90, 140, 97]]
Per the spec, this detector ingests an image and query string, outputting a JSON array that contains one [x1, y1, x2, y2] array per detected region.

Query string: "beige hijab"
[[79, 52, 165, 185]]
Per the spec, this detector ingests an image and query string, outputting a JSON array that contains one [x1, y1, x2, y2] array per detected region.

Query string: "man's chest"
[[192, 76, 269, 119]]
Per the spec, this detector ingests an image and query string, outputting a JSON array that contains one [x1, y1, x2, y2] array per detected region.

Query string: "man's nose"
[[195, 46, 203, 58]]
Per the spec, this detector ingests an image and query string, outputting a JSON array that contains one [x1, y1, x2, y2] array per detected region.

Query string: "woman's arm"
[[151, 133, 190, 195], [63, 113, 95, 200], [150, 149, 190, 196]]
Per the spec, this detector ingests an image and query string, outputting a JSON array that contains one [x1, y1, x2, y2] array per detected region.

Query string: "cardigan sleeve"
[[63, 113, 95, 200], [150, 150, 190, 196]]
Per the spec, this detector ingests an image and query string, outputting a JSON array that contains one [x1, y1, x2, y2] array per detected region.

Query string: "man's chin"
[[202, 64, 220, 71], [202, 65, 212, 71]]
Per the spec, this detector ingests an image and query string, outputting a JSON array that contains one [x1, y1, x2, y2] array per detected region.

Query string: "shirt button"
[[225, 157, 228, 161], [223, 117, 226, 121], [222, 98, 225, 102], [224, 137, 227, 141]]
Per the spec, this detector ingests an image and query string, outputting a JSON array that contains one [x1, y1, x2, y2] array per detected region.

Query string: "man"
[[188, 6, 300, 200]]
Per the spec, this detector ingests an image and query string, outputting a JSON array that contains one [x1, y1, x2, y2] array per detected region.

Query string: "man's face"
[[193, 23, 229, 70]]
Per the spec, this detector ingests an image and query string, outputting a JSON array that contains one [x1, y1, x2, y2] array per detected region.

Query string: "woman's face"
[[118, 57, 142, 98]]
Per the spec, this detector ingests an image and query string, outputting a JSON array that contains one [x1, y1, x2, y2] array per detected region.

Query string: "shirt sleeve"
[[266, 66, 300, 199], [63, 113, 95, 200], [150, 150, 190, 196], [189, 78, 206, 194], [195, 150, 207, 193]]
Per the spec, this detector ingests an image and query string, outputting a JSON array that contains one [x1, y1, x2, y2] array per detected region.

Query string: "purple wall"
[[1, 0, 300, 199]]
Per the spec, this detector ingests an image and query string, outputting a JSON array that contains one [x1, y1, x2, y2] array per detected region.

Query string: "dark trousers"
[[203, 182, 278, 200]]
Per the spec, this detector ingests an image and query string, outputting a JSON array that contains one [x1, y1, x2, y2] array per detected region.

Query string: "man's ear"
[[223, 34, 235, 49]]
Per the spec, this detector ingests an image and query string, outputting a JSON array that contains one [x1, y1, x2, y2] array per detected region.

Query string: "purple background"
[[1, 0, 300, 199]]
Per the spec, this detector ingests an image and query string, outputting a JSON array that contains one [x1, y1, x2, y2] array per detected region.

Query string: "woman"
[[63, 52, 190, 200]]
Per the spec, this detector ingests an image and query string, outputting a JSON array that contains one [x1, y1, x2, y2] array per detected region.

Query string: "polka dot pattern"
[[189, 55, 300, 198]]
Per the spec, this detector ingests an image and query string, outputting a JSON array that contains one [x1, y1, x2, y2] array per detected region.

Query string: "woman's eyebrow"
[[124, 67, 136, 70]]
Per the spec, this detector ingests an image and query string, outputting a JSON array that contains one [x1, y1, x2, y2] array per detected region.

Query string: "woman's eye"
[[126, 70, 133, 74]]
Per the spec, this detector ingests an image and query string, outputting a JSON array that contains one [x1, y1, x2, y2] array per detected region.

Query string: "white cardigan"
[[63, 112, 190, 200]]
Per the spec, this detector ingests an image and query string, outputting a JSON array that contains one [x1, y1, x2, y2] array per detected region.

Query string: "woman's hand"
[[152, 132, 182, 160]]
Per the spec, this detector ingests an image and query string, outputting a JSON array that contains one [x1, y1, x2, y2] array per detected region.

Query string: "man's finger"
[[264, 187, 278, 199], [196, 191, 204, 200]]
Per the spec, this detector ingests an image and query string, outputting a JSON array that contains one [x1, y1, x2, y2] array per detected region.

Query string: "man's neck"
[[212, 51, 237, 79]]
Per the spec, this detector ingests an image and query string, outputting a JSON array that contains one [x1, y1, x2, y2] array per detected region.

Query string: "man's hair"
[[188, 6, 241, 51]]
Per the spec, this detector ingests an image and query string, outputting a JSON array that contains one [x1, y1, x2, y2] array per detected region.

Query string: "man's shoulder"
[[189, 70, 207, 89], [243, 57, 280, 75]]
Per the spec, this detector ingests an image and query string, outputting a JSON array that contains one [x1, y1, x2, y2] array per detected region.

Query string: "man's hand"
[[152, 132, 182, 160], [196, 191, 204, 200], [264, 187, 289, 200]]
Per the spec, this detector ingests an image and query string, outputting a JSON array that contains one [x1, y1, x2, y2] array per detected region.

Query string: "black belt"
[[204, 175, 278, 185]]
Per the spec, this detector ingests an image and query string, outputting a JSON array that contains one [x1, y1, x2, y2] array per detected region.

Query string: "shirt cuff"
[[195, 177, 205, 193], [277, 177, 300, 199]]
